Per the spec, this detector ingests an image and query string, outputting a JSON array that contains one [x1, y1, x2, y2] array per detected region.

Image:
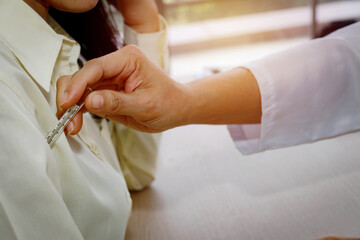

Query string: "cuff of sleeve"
[[227, 124, 262, 155], [124, 15, 169, 70], [228, 63, 276, 155]]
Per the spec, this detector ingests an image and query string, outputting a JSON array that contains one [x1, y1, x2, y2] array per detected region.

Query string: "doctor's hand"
[[56, 45, 190, 134], [57, 46, 261, 135]]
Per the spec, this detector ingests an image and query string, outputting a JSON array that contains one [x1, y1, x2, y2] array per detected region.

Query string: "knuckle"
[[109, 92, 125, 113], [85, 58, 99, 67], [123, 44, 143, 57], [85, 59, 102, 72], [84, 58, 104, 78], [56, 75, 70, 88]]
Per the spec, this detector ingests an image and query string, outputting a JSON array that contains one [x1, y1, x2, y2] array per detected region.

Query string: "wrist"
[[183, 79, 213, 125], [166, 81, 194, 128], [176, 80, 204, 126], [182, 68, 262, 125]]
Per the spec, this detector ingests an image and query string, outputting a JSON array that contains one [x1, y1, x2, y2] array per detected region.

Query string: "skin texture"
[[56, 45, 262, 134]]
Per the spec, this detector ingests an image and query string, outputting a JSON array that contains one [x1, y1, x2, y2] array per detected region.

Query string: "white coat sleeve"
[[228, 22, 360, 155]]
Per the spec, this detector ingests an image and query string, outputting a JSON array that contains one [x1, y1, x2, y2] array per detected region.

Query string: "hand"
[[57, 46, 262, 134], [109, 0, 160, 33], [56, 45, 189, 134]]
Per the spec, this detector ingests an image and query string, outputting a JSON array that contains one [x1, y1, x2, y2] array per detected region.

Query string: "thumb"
[[85, 90, 138, 117]]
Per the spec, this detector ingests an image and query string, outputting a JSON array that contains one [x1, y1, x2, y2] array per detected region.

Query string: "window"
[[156, 0, 341, 25]]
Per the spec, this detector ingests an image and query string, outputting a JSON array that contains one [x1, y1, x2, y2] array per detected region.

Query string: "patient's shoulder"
[[0, 39, 38, 115], [0, 39, 30, 86]]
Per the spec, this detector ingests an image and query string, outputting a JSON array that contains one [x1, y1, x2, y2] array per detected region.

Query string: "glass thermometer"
[[45, 87, 93, 148]]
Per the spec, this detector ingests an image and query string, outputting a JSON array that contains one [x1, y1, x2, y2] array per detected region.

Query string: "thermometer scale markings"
[[45, 87, 93, 148], [46, 103, 83, 148]]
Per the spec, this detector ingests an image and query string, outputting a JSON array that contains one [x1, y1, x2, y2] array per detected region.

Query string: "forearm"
[[113, 0, 160, 33], [58, 47, 262, 133], [182, 67, 262, 125]]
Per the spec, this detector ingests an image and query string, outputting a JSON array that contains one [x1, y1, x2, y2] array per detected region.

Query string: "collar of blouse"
[[0, 0, 79, 93]]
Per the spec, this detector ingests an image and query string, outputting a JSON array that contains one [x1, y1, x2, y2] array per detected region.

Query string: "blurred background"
[[158, 0, 344, 25], [152, 0, 359, 81]]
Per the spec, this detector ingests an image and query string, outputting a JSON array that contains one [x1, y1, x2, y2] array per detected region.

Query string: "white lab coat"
[[229, 22, 360, 155]]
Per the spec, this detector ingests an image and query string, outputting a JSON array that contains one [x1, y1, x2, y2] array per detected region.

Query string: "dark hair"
[[49, 1, 122, 61]]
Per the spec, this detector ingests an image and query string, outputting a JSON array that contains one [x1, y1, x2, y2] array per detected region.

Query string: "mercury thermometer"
[[45, 88, 93, 148]]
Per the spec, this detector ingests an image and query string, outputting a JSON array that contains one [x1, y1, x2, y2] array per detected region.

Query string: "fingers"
[[59, 59, 105, 109], [54, 45, 165, 134], [106, 115, 160, 133], [56, 75, 72, 117], [60, 45, 144, 109], [85, 90, 140, 117], [56, 74, 86, 135], [65, 111, 83, 135]]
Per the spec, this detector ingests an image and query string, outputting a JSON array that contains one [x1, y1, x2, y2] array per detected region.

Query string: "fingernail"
[[60, 91, 68, 107], [91, 94, 104, 109], [67, 121, 74, 135]]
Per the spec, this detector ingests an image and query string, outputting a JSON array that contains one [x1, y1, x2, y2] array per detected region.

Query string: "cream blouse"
[[0, 0, 168, 239]]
